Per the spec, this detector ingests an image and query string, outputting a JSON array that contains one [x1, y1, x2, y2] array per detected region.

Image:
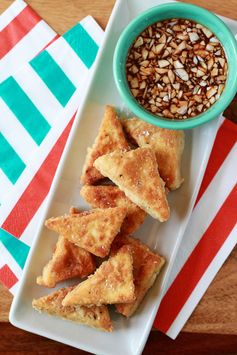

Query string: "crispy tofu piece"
[[45, 207, 127, 258], [62, 245, 135, 306], [94, 148, 170, 222], [81, 106, 130, 185], [80, 185, 146, 235], [32, 287, 113, 332], [111, 235, 165, 317], [122, 118, 185, 190], [36, 236, 96, 288]]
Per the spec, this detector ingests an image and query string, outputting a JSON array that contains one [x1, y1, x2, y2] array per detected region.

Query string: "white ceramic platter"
[[10, 1, 237, 354]]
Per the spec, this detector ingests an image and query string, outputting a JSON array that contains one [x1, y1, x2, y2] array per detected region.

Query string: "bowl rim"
[[113, 2, 237, 129]]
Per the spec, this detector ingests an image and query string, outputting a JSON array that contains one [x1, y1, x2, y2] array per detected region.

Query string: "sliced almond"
[[174, 41, 186, 54], [196, 69, 205, 77], [168, 69, 175, 83], [156, 68, 168, 74], [162, 49, 170, 58], [197, 104, 204, 112], [134, 36, 143, 48], [159, 34, 166, 44], [206, 87, 217, 99], [211, 67, 218, 76], [130, 77, 139, 88], [155, 43, 165, 54], [201, 27, 213, 38], [188, 32, 199, 42], [142, 48, 149, 60], [218, 57, 225, 68], [131, 89, 139, 97], [175, 68, 189, 81], [162, 75, 170, 84], [171, 82, 179, 91], [207, 58, 214, 70], [174, 60, 184, 69], [158, 59, 170, 68]]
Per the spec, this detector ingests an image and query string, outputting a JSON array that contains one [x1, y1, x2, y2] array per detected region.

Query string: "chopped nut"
[[175, 68, 189, 81], [174, 41, 186, 54], [207, 58, 214, 70], [126, 18, 227, 120], [218, 57, 225, 68], [196, 69, 205, 77], [174, 60, 184, 69], [201, 27, 213, 38], [131, 77, 139, 88], [134, 36, 143, 48], [168, 69, 175, 83], [163, 75, 170, 84], [159, 34, 166, 43], [158, 59, 170, 68], [206, 87, 217, 98], [188, 32, 199, 42], [155, 43, 165, 54], [211, 67, 218, 76], [142, 48, 149, 59]]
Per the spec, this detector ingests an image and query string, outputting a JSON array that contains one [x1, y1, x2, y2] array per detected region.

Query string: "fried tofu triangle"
[[62, 245, 135, 307], [122, 118, 185, 190], [80, 105, 130, 185], [45, 207, 127, 258], [94, 148, 170, 222], [36, 236, 96, 288], [111, 235, 165, 317], [80, 185, 146, 235], [32, 287, 113, 332]]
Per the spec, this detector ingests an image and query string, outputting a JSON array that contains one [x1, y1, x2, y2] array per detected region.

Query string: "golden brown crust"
[[80, 106, 130, 185], [62, 245, 135, 307], [36, 236, 96, 288], [122, 118, 185, 190], [32, 287, 113, 332], [94, 148, 170, 222], [80, 185, 146, 235], [45, 207, 127, 258], [111, 235, 165, 317]]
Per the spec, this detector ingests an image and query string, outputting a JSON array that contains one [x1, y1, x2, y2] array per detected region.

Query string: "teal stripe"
[[0, 77, 50, 145], [63, 23, 98, 69], [0, 133, 26, 184], [0, 228, 30, 269], [30, 51, 76, 107]]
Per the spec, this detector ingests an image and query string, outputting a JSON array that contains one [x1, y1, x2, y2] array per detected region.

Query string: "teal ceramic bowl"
[[113, 2, 237, 129]]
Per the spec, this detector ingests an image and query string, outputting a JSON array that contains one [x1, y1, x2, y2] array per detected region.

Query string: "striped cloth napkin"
[[0, 0, 236, 339]]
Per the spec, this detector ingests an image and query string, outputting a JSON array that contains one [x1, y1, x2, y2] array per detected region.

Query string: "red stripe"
[[1, 116, 75, 237], [0, 5, 41, 59], [195, 119, 237, 206], [154, 184, 237, 332], [0, 264, 18, 289]]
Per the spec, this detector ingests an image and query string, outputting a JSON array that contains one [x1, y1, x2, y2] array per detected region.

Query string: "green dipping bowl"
[[113, 2, 237, 130]]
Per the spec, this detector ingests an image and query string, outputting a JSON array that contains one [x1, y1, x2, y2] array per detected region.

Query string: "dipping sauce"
[[126, 18, 228, 120]]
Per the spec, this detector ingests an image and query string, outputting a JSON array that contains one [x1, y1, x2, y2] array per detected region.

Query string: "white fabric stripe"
[[46, 37, 89, 87], [10, 281, 20, 296], [0, 89, 80, 225], [0, 99, 38, 163], [0, 20, 56, 82], [167, 224, 237, 339], [14, 64, 63, 125], [0, 0, 27, 31], [163, 144, 237, 294], [0, 170, 13, 201], [80, 16, 105, 46]]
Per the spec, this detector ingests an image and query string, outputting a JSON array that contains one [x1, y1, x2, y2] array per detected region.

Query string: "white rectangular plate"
[[10, 1, 237, 355]]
